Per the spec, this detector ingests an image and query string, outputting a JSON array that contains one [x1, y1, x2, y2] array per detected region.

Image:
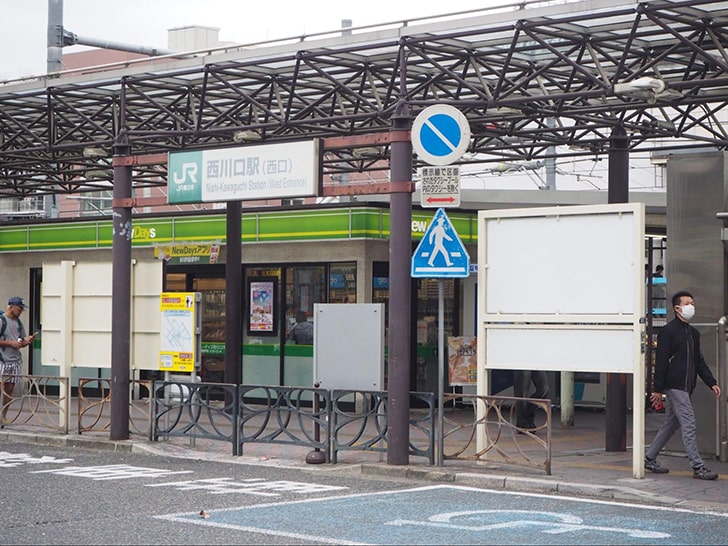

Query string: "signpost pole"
[[438, 278, 445, 466], [410, 103, 471, 467]]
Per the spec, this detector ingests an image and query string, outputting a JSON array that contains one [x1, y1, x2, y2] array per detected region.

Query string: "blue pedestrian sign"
[[411, 208, 470, 278], [412, 105, 471, 166]]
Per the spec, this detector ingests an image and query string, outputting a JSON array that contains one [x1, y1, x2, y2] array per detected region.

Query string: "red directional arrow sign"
[[420, 166, 461, 209]]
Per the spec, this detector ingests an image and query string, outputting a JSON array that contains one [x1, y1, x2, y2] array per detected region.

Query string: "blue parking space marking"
[[157, 485, 728, 545]]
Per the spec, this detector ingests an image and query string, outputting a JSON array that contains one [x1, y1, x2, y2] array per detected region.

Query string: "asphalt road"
[[2, 441, 727, 545]]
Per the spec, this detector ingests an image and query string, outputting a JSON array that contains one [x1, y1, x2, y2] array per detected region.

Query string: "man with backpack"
[[0, 296, 35, 422]]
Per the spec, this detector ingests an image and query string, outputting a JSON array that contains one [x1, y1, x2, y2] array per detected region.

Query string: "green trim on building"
[[202, 342, 312, 357], [243, 344, 282, 356], [0, 207, 477, 252]]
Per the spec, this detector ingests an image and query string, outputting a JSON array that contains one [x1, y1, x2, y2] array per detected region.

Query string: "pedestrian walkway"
[[2, 406, 727, 513]]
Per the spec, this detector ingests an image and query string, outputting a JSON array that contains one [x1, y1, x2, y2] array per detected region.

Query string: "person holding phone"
[[0, 296, 36, 422]]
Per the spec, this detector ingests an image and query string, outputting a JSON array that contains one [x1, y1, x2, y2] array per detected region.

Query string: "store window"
[[283, 265, 325, 386], [244, 267, 282, 386], [165, 272, 188, 291], [415, 277, 458, 393], [329, 263, 357, 303], [194, 276, 226, 383]]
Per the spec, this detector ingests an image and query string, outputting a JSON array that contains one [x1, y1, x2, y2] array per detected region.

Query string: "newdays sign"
[[168, 140, 320, 204]]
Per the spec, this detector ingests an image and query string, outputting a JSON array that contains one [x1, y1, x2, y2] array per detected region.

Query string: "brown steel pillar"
[[225, 201, 243, 385], [606, 125, 629, 451], [110, 129, 132, 440], [386, 85, 413, 465]]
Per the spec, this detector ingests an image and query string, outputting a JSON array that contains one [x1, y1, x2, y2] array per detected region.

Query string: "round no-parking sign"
[[412, 105, 471, 166]]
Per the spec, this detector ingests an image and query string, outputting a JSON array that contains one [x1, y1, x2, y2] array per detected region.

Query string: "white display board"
[[477, 203, 645, 374], [484, 206, 637, 316], [313, 303, 385, 390], [485, 326, 636, 373], [41, 260, 162, 372], [476, 203, 646, 478]]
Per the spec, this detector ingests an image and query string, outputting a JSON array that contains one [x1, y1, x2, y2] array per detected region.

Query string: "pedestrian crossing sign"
[[411, 208, 470, 278]]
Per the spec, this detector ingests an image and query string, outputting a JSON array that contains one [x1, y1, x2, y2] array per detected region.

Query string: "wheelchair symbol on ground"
[[411, 208, 470, 278], [387, 509, 669, 539], [159, 484, 728, 545]]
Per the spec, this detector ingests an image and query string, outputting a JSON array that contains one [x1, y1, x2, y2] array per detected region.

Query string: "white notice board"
[[477, 203, 645, 373], [476, 203, 646, 478]]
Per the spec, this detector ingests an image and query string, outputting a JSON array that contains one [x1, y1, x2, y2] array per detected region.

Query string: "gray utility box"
[[313, 303, 385, 391]]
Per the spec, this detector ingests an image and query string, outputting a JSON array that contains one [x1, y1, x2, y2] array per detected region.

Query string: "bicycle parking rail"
[[152, 380, 239, 454], [77, 378, 154, 438], [0, 374, 69, 433], [442, 393, 552, 474], [331, 390, 436, 464]]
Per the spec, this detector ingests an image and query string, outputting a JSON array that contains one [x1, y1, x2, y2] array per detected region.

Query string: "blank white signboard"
[[484, 207, 637, 315], [313, 303, 385, 390], [477, 203, 645, 374], [477, 203, 646, 478], [486, 327, 636, 373]]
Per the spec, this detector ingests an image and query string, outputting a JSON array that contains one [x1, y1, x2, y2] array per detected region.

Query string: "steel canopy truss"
[[2, 0, 728, 198]]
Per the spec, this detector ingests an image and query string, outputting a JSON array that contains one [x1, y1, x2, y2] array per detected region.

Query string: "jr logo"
[[174, 163, 198, 185]]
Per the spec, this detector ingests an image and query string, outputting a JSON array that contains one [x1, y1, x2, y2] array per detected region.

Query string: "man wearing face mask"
[[645, 291, 722, 480]]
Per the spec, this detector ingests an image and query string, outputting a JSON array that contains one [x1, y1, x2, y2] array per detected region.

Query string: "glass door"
[[243, 267, 282, 386], [283, 265, 326, 386], [193, 277, 226, 383]]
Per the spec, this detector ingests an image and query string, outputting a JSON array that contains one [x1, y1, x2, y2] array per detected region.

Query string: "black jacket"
[[654, 317, 717, 394]]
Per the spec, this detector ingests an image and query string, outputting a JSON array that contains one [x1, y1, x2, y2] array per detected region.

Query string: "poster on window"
[[248, 277, 278, 336], [447, 336, 477, 385]]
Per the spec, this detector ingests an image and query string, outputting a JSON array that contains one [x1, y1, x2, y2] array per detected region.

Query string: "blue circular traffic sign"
[[412, 105, 471, 166]]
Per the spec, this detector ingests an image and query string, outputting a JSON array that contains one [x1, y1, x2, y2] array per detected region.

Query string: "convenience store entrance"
[[165, 262, 357, 387]]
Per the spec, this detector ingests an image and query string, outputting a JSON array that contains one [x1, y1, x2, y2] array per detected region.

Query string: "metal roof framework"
[[2, 0, 728, 198]]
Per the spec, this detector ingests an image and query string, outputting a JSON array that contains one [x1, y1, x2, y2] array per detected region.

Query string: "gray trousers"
[[513, 370, 549, 428], [646, 388, 705, 470]]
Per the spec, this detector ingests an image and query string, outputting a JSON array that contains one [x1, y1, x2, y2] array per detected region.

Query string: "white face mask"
[[679, 304, 695, 321]]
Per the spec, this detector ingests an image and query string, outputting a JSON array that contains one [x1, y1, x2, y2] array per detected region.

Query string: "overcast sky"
[[0, 0, 508, 80]]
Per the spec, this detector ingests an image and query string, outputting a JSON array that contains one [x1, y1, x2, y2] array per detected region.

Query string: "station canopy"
[[1, 0, 728, 198]]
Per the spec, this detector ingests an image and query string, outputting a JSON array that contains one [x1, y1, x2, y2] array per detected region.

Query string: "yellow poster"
[[159, 292, 197, 372], [447, 336, 477, 385]]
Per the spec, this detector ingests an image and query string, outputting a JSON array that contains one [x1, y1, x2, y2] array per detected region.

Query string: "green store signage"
[[0, 207, 476, 252]]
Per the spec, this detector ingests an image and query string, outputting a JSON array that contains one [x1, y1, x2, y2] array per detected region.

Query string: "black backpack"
[[0, 310, 23, 340]]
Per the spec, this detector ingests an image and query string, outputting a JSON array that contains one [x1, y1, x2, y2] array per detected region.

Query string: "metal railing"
[[0, 374, 69, 433], [239, 385, 331, 459], [442, 393, 552, 474], [331, 390, 436, 464], [1, 375, 552, 473], [77, 378, 154, 438], [152, 381, 238, 454]]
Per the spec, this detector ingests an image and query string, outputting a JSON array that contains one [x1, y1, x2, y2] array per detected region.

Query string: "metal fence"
[[331, 389, 436, 464], [238, 385, 331, 459], [442, 393, 552, 474], [78, 378, 154, 438], [0, 375, 551, 473], [0, 374, 69, 433], [153, 381, 238, 452]]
